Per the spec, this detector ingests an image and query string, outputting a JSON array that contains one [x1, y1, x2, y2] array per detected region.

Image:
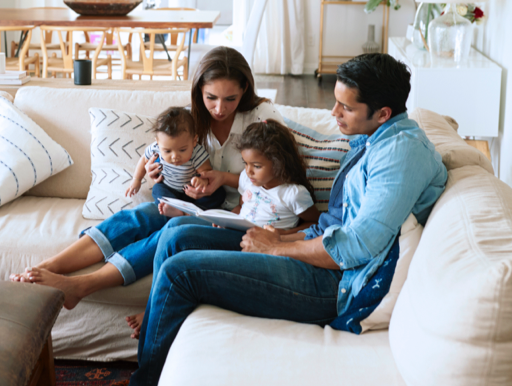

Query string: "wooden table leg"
[[464, 139, 491, 161]]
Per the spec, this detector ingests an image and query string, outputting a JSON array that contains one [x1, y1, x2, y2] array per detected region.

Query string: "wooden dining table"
[[0, 7, 221, 76]]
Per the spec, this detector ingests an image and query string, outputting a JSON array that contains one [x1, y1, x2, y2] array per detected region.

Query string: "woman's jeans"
[[129, 223, 343, 386], [80, 202, 212, 284]]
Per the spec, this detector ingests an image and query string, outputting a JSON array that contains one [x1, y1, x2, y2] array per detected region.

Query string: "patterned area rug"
[[55, 360, 138, 386]]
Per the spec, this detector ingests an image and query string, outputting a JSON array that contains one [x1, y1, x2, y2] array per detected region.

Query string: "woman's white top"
[[205, 101, 284, 210], [238, 170, 314, 230]]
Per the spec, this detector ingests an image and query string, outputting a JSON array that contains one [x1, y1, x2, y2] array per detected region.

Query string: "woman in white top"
[[9, 47, 285, 312]]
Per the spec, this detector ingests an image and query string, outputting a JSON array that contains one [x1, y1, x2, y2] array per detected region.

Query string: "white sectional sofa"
[[1, 81, 511, 386]]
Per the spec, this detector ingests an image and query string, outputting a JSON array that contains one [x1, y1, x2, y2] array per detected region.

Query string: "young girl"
[[231, 119, 320, 232], [125, 106, 226, 216]]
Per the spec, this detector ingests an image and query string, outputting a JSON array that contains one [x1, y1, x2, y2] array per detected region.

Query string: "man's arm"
[[241, 227, 339, 270]]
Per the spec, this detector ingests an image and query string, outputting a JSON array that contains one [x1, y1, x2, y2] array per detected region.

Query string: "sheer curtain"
[[235, 0, 305, 75]]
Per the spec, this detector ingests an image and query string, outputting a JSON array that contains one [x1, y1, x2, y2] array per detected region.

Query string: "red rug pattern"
[[55, 360, 137, 386]]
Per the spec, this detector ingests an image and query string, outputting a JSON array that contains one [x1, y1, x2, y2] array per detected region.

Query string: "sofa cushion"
[[389, 165, 512, 385], [0, 95, 73, 207], [159, 305, 406, 386], [83, 108, 157, 220], [0, 196, 150, 361], [284, 116, 350, 212], [14, 87, 191, 199], [409, 108, 494, 174]]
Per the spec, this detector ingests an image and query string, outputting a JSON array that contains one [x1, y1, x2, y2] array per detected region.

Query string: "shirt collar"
[[347, 112, 409, 149]]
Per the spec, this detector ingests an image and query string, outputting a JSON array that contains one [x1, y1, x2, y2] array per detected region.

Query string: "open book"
[[159, 197, 257, 231]]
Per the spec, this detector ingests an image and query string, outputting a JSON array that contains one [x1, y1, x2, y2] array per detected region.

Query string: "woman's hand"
[[145, 154, 163, 184], [184, 170, 225, 200]]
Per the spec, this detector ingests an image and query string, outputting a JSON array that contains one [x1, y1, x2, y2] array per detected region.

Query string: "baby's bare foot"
[[126, 312, 145, 339], [158, 202, 184, 218], [29, 267, 83, 309]]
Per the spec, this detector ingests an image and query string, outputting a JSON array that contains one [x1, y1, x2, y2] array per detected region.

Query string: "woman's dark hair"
[[237, 119, 316, 202], [336, 53, 411, 119], [191, 46, 268, 146], [152, 107, 195, 138]]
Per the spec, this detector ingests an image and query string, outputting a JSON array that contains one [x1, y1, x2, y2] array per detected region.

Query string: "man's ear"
[[377, 107, 393, 124]]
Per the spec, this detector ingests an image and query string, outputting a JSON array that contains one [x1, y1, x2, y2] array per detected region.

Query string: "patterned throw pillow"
[[0, 96, 73, 207], [284, 117, 350, 212], [82, 108, 156, 220]]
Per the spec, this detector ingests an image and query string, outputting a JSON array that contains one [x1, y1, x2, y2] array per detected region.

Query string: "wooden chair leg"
[[34, 54, 40, 78], [108, 54, 112, 79]]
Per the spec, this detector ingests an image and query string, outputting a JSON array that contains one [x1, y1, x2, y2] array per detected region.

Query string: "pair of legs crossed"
[[130, 230, 343, 386]]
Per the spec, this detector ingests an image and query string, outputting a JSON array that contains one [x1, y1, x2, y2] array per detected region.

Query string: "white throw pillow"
[[0, 95, 73, 207], [83, 108, 156, 220]]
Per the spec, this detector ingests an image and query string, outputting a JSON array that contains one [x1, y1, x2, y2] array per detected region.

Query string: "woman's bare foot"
[[158, 202, 185, 218], [9, 267, 35, 283], [126, 312, 145, 339], [28, 267, 84, 310]]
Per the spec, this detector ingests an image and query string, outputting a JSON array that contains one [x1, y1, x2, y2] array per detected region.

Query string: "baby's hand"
[[190, 176, 208, 192], [125, 179, 141, 197]]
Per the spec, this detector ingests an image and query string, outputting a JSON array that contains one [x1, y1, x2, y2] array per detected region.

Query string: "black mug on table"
[[74, 59, 92, 85]]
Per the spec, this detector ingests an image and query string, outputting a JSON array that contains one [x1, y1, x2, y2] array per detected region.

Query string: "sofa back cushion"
[[409, 108, 494, 174], [389, 165, 512, 385], [14, 87, 191, 199]]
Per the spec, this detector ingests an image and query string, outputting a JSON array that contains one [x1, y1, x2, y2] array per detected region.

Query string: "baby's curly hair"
[[237, 119, 315, 202], [152, 107, 195, 138]]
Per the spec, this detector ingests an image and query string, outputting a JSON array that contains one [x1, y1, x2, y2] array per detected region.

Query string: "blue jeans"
[[129, 226, 342, 386], [81, 203, 212, 284]]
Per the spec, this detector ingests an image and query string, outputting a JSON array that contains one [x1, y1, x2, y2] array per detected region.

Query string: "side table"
[[0, 281, 64, 386], [464, 139, 491, 161]]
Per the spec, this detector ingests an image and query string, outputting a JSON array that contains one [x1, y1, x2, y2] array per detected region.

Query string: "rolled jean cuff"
[[82, 226, 115, 259], [106, 252, 137, 286]]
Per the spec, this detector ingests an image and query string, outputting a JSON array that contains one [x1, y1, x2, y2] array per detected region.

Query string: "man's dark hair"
[[336, 53, 411, 119]]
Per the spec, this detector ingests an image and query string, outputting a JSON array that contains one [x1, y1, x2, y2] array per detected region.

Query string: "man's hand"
[[145, 154, 163, 183], [241, 226, 282, 255]]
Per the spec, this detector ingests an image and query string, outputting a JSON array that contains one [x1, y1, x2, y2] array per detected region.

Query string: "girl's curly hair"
[[237, 119, 315, 202]]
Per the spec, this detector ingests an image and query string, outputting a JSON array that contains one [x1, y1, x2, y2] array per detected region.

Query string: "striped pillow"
[[284, 117, 350, 212]]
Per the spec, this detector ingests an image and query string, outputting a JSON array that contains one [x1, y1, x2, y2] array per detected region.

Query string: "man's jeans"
[[130, 224, 343, 386]]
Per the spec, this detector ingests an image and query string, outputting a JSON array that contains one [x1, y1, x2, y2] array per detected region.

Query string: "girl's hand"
[[145, 154, 164, 184], [190, 176, 209, 192], [212, 223, 225, 229], [184, 170, 224, 200], [125, 179, 141, 197]]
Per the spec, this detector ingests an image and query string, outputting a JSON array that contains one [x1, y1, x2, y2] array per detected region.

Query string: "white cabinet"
[[388, 37, 501, 138]]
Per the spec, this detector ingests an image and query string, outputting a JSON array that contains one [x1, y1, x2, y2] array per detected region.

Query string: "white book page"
[[159, 197, 203, 216]]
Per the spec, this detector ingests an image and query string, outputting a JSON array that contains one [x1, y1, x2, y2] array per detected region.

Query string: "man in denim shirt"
[[130, 54, 447, 386]]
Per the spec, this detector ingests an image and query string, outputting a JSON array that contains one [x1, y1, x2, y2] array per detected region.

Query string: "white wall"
[[303, 0, 416, 75], [473, 0, 512, 186]]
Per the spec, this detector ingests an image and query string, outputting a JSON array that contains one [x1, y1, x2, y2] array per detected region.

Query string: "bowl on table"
[[63, 0, 142, 16]]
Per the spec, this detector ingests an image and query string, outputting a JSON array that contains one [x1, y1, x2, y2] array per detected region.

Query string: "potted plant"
[[364, 0, 401, 14]]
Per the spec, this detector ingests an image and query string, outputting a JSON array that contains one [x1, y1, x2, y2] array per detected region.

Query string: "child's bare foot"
[[28, 267, 83, 310], [126, 312, 145, 339], [158, 202, 185, 218]]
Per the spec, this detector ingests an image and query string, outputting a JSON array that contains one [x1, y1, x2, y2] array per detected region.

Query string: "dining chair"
[[1, 26, 40, 77], [115, 27, 188, 80], [39, 26, 112, 79], [75, 28, 132, 63], [10, 8, 70, 59]]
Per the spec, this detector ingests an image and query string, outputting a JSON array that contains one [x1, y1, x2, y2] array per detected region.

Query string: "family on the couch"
[[10, 46, 448, 386]]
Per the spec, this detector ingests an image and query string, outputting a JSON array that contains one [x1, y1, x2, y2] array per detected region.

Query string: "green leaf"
[[364, 0, 383, 14]]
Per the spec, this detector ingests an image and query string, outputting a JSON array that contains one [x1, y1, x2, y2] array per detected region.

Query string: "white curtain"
[[237, 0, 305, 75], [473, 0, 512, 186]]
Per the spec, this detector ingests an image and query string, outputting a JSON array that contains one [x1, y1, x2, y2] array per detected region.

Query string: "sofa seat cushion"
[[159, 305, 406, 386], [0, 196, 152, 361], [390, 165, 512, 385]]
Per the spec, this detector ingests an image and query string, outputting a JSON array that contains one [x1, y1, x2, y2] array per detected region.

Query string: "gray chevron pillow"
[[83, 107, 157, 220]]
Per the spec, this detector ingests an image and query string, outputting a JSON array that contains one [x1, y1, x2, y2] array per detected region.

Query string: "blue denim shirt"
[[302, 112, 447, 316]]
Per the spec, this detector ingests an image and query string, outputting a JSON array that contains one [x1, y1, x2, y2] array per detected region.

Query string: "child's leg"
[[194, 186, 227, 210]]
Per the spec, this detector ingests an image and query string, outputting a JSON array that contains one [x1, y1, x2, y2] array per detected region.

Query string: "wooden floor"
[[256, 74, 337, 110]]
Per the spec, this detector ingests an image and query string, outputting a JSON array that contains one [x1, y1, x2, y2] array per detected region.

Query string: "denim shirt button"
[[341, 288, 347, 293], [343, 203, 348, 208], [340, 262, 344, 267], [366, 141, 370, 146]]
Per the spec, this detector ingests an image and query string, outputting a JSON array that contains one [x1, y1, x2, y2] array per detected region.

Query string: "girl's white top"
[[205, 101, 284, 210], [238, 170, 314, 230]]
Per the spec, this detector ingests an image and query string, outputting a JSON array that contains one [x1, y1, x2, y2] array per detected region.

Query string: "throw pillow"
[[329, 213, 423, 334], [0, 95, 73, 207], [83, 108, 156, 220], [284, 117, 351, 212]]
